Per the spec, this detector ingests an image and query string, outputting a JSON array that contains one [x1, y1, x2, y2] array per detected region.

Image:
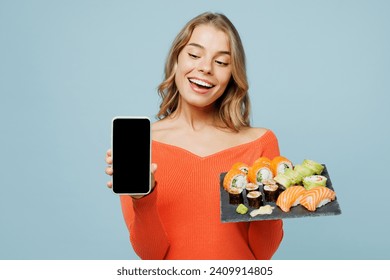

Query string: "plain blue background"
[[1, 0, 389, 260]]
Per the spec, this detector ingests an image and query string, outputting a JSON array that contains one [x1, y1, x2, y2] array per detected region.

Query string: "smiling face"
[[174, 24, 232, 111]]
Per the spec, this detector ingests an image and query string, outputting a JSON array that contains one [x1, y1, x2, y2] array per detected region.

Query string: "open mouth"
[[188, 78, 215, 89]]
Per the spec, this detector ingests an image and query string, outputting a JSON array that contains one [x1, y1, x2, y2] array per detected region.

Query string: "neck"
[[171, 102, 219, 132]]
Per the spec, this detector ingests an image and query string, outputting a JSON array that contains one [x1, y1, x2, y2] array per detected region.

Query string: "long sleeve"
[[119, 129, 284, 260], [248, 130, 284, 259], [120, 187, 170, 259]]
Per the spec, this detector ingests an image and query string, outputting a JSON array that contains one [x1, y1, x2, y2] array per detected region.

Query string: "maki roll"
[[274, 168, 302, 188], [245, 182, 259, 195], [231, 162, 250, 174], [252, 156, 271, 167], [223, 168, 247, 193], [302, 159, 324, 175], [271, 156, 293, 176], [263, 183, 280, 202], [284, 168, 303, 185], [228, 188, 244, 205], [294, 164, 314, 178], [262, 178, 277, 185], [303, 175, 327, 190], [274, 173, 293, 189], [248, 161, 273, 185], [247, 191, 263, 208]]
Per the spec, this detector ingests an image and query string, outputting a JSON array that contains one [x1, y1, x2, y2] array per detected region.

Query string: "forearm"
[[120, 188, 170, 259]]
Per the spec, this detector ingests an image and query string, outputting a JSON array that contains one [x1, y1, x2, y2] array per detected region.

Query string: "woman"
[[105, 12, 283, 260]]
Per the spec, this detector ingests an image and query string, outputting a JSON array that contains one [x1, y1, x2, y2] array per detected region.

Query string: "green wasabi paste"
[[236, 204, 248, 215]]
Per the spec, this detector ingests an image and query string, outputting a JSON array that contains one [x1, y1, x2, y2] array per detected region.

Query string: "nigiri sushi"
[[276, 185, 306, 212], [300, 186, 336, 211]]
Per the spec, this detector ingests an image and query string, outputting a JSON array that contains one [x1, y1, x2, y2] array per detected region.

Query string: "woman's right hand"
[[105, 149, 114, 188], [105, 149, 158, 199]]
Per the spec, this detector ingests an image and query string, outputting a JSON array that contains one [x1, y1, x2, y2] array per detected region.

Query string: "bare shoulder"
[[151, 118, 177, 142], [151, 119, 166, 131], [240, 127, 269, 141]]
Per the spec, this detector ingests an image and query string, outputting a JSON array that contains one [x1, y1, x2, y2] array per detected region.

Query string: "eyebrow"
[[187, 42, 231, 55]]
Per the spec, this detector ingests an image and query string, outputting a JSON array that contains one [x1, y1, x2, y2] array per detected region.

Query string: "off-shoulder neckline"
[[152, 129, 272, 160]]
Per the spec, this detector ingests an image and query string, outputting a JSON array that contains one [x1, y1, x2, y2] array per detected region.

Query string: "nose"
[[197, 57, 212, 75]]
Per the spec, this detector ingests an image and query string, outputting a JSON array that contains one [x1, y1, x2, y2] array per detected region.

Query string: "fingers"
[[106, 166, 113, 189], [106, 149, 112, 165], [105, 166, 113, 176], [105, 150, 158, 193], [106, 149, 113, 189]]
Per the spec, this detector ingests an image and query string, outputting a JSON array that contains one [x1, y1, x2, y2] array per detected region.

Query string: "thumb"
[[151, 163, 158, 173]]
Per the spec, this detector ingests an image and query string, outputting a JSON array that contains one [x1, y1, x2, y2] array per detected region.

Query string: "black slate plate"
[[220, 165, 342, 223]]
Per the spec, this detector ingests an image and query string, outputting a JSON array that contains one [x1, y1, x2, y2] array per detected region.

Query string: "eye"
[[215, 60, 229, 66], [188, 53, 199, 59]]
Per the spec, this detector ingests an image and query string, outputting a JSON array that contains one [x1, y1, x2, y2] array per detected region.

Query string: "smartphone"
[[111, 116, 151, 195]]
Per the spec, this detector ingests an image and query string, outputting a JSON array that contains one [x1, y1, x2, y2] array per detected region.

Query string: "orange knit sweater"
[[120, 130, 284, 260]]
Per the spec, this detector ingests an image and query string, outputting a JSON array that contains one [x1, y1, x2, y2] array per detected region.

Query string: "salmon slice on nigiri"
[[300, 186, 336, 212], [276, 185, 306, 212]]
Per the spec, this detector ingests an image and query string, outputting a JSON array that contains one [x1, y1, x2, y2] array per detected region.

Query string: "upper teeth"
[[189, 78, 213, 88]]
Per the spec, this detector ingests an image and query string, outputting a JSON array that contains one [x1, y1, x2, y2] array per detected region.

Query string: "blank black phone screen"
[[112, 117, 151, 194]]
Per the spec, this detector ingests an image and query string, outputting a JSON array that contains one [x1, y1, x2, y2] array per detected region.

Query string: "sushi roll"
[[271, 156, 293, 176], [247, 191, 263, 208], [274, 173, 293, 189], [247, 161, 273, 185], [302, 159, 324, 175], [276, 185, 306, 212], [223, 168, 247, 193], [300, 186, 336, 211], [231, 162, 250, 174], [303, 175, 327, 190], [252, 156, 271, 167], [263, 183, 280, 202], [294, 164, 314, 178], [245, 182, 259, 195], [284, 168, 303, 185], [228, 188, 244, 205], [274, 168, 303, 188], [262, 178, 277, 185]]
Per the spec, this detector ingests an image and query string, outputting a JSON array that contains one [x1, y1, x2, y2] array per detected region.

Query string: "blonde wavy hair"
[[157, 12, 251, 132]]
